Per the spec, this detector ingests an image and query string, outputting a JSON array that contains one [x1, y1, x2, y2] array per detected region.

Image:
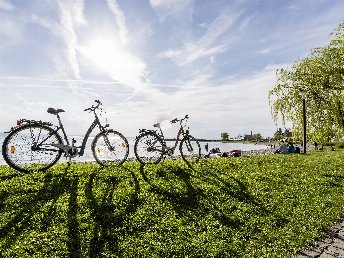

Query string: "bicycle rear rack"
[[17, 118, 53, 126], [138, 128, 157, 135], [4, 119, 54, 133]]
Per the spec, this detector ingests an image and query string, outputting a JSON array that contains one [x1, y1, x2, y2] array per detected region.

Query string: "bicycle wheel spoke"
[[2, 125, 62, 173], [134, 133, 164, 164], [92, 131, 129, 166], [180, 136, 201, 168]]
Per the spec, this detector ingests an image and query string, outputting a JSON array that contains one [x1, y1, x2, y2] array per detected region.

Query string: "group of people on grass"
[[274, 142, 300, 154], [204, 144, 242, 158], [205, 140, 328, 158], [274, 140, 329, 154]]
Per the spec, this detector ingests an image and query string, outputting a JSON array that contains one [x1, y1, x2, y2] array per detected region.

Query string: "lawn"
[[1, 150, 344, 257]]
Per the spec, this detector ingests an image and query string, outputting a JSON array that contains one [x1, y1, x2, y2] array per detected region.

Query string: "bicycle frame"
[[54, 110, 108, 156], [33, 104, 108, 157], [156, 116, 190, 155]]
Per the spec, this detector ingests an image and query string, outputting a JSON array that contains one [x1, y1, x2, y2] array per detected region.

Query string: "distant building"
[[244, 131, 253, 141]]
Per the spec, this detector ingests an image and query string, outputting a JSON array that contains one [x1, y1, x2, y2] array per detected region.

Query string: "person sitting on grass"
[[274, 143, 288, 154], [287, 142, 295, 153]]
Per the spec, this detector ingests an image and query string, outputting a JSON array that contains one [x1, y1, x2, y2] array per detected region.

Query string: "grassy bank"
[[1, 151, 344, 257]]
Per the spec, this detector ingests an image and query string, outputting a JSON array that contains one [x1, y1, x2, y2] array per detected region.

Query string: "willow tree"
[[269, 21, 344, 142]]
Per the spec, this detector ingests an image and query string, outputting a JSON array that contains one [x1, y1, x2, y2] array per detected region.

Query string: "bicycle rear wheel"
[[180, 135, 201, 166], [134, 132, 164, 164], [92, 130, 129, 166], [2, 124, 63, 173]]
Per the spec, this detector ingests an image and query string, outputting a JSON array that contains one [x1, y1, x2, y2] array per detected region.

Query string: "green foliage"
[[274, 128, 293, 141], [252, 133, 262, 141], [274, 128, 284, 141], [221, 132, 229, 141], [269, 21, 344, 142], [1, 152, 344, 257], [323, 142, 336, 146]]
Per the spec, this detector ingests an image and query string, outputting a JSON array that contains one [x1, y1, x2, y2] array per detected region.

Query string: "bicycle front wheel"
[[2, 124, 63, 173], [180, 135, 201, 165], [92, 130, 129, 166], [134, 132, 164, 165]]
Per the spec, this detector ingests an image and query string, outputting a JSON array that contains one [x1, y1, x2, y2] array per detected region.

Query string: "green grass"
[[1, 151, 344, 257], [322, 141, 344, 149]]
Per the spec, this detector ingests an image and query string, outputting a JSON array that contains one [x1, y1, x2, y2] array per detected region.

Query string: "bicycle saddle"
[[47, 107, 65, 115]]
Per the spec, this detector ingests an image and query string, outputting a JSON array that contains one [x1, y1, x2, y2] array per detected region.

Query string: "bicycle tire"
[[91, 130, 129, 166], [134, 132, 164, 165], [2, 124, 63, 173], [179, 135, 201, 165]]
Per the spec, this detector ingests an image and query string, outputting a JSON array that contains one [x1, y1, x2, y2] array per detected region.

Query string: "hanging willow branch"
[[269, 21, 344, 142]]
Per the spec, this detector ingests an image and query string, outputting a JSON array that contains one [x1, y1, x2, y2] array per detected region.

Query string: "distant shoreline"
[[165, 138, 270, 144]]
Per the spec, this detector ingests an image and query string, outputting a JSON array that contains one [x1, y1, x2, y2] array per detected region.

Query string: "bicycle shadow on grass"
[[0, 166, 23, 181], [0, 166, 80, 256], [322, 173, 344, 188], [138, 162, 262, 229], [140, 163, 203, 210], [84, 164, 140, 257], [0, 163, 141, 257], [140, 160, 259, 204]]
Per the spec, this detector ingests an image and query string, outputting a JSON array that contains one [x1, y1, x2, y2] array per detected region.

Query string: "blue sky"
[[0, 0, 343, 139]]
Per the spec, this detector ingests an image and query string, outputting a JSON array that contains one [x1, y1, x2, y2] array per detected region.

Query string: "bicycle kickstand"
[[67, 156, 72, 166]]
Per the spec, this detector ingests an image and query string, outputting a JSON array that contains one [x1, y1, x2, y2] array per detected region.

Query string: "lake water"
[[0, 135, 269, 165]]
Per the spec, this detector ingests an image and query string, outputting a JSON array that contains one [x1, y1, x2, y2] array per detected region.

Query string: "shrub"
[[336, 142, 344, 149]]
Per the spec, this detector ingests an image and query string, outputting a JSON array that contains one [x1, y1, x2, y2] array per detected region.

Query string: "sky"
[[0, 0, 343, 139]]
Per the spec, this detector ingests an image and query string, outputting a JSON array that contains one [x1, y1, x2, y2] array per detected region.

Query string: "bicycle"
[[134, 115, 201, 165], [2, 100, 129, 173]]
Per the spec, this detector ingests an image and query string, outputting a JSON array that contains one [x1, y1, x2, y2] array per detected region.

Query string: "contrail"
[[0, 76, 123, 85]]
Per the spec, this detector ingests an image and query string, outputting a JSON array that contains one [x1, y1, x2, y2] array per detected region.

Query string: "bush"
[[336, 142, 344, 149], [323, 142, 336, 146]]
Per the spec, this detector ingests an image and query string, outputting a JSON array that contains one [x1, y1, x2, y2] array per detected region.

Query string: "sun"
[[78, 38, 146, 85], [80, 38, 120, 72]]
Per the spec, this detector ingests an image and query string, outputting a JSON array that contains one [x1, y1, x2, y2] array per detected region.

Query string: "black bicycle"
[[134, 115, 201, 165], [2, 100, 129, 173]]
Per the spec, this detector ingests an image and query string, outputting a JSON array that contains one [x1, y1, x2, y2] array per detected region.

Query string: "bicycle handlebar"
[[84, 100, 102, 112], [170, 114, 189, 124]]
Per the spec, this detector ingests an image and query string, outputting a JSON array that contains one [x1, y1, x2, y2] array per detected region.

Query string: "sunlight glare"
[[83, 39, 120, 71], [79, 38, 146, 85]]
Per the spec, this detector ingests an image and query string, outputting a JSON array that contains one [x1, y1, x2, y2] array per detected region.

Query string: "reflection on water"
[[0, 136, 269, 165]]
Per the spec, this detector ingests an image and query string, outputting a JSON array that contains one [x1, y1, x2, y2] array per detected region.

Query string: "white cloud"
[[58, 0, 87, 79], [0, 17, 22, 40], [31, 1, 88, 79], [160, 44, 228, 66], [159, 10, 243, 66], [259, 48, 271, 54], [31, 14, 62, 36], [149, 0, 193, 21], [0, 0, 14, 11], [108, 64, 279, 138], [105, 0, 129, 45], [237, 16, 251, 32]]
